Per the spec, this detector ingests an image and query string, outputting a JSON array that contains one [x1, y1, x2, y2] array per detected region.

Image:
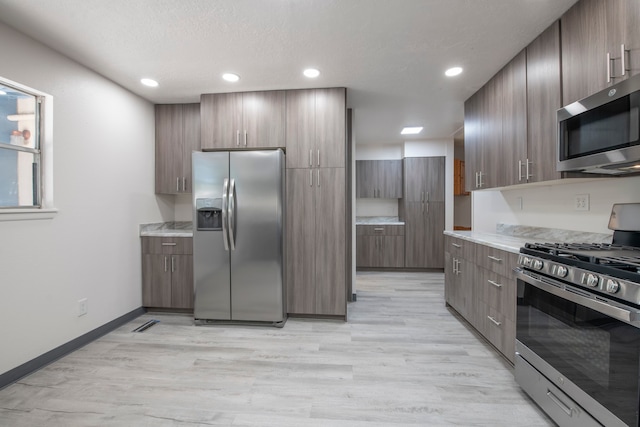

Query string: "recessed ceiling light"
[[140, 78, 159, 87], [303, 68, 320, 78], [401, 126, 423, 135], [445, 67, 463, 77], [222, 73, 240, 82], [0, 90, 6, 95]]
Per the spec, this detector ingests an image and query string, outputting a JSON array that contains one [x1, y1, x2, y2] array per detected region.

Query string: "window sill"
[[0, 208, 58, 222]]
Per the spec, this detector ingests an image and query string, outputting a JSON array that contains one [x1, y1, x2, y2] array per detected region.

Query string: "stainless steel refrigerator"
[[192, 149, 285, 326]]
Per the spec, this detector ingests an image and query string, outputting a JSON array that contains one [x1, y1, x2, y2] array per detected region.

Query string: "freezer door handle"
[[228, 178, 236, 251], [222, 178, 230, 251]]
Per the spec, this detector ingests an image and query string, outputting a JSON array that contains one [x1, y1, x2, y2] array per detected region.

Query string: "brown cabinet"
[[155, 103, 200, 194], [401, 156, 445, 269], [200, 91, 286, 149], [286, 167, 346, 317], [562, 0, 640, 106], [453, 159, 468, 196], [356, 225, 405, 268], [501, 50, 528, 187], [464, 92, 481, 193], [285, 88, 346, 169], [141, 237, 193, 310], [444, 236, 518, 364], [355, 160, 403, 198]]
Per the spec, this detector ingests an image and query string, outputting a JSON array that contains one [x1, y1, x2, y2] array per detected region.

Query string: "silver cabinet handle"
[[244, 130, 247, 146], [479, 171, 484, 187], [526, 159, 532, 180], [236, 129, 240, 146], [425, 192, 429, 202], [452, 243, 461, 248], [452, 258, 457, 274], [317, 169, 320, 187], [171, 256, 175, 273], [518, 160, 523, 182], [228, 178, 236, 250], [374, 227, 384, 232], [456, 259, 461, 275], [176, 177, 180, 192], [426, 202, 429, 214], [164, 256, 168, 272], [421, 191, 424, 202], [487, 279, 502, 288], [309, 169, 313, 187], [487, 316, 501, 327], [422, 202, 425, 214], [222, 178, 229, 251], [161, 242, 177, 246], [317, 149, 320, 167], [607, 52, 612, 83], [475, 172, 479, 189], [621, 44, 628, 77], [182, 177, 186, 192], [546, 391, 573, 417], [488, 255, 502, 262], [309, 150, 312, 167]]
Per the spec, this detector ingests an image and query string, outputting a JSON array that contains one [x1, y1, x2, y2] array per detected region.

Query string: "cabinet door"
[[242, 91, 286, 148], [316, 88, 346, 168], [171, 255, 193, 309], [181, 103, 200, 193], [527, 21, 562, 183], [142, 254, 172, 308], [404, 202, 426, 268], [624, 0, 640, 80], [378, 236, 405, 268], [423, 201, 445, 269], [464, 92, 481, 192], [561, 0, 608, 105], [378, 160, 403, 198], [444, 251, 455, 306], [501, 50, 527, 187], [404, 157, 444, 202], [155, 104, 183, 194], [200, 93, 242, 149], [356, 235, 375, 267], [355, 160, 377, 198], [285, 168, 316, 314], [480, 73, 503, 189], [607, 0, 640, 82], [285, 89, 316, 169], [315, 167, 346, 315]]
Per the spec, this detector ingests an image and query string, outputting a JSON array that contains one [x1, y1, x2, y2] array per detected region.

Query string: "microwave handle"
[[515, 268, 640, 326]]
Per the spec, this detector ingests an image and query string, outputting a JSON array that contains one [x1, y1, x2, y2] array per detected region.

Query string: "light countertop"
[[356, 216, 405, 226], [140, 222, 193, 237]]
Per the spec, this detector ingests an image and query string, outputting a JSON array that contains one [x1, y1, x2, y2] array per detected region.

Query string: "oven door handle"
[[516, 268, 640, 327]]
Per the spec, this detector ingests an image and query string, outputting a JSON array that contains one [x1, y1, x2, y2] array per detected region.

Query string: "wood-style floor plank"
[[0, 272, 553, 426]]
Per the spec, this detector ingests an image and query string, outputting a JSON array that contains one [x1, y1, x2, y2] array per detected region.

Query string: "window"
[[0, 77, 54, 220]]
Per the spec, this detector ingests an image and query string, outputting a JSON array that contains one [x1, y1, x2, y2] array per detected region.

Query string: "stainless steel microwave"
[[557, 73, 640, 175]]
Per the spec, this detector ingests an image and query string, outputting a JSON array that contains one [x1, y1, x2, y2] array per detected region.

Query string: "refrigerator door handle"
[[222, 178, 230, 251], [228, 178, 237, 251]]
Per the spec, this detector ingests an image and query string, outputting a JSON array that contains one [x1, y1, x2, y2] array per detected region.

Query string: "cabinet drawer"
[[481, 269, 516, 323], [445, 235, 474, 259], [356, 225, 405, 236], [141, 237, 193, 255], [475, 245, 518, 276]]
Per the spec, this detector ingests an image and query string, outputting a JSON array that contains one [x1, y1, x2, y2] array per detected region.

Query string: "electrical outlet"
[[575, 194, 590, 211], [78, 298, 88, 317]]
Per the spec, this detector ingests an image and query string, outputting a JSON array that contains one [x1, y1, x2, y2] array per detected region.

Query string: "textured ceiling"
[[0, 0, 578, 145]]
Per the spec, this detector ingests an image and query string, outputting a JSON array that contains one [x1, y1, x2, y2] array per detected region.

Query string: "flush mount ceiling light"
[[303, 68, 320, 78], [0, 90, 6, 95], [445, 67, 463, 77], [401, 126, 423, 135], [140, 78, 159, 87], [222, 73, 240, 82]]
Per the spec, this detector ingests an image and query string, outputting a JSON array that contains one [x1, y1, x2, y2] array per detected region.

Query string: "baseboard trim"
[[0, 307, 146, 390]]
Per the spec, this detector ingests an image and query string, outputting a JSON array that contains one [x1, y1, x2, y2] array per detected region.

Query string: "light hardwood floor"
[[0, 272, 553, 426]]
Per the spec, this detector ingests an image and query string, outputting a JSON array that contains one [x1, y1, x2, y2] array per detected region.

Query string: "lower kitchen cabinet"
[[444, 235, 517, 364], [356, 225, 405, 268], [404, 201, 445, 268], [141, 237, 193, 310]]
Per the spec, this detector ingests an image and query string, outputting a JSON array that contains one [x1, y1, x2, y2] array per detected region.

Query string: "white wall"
[[0, 23, 169, 375], [403, 139, 455, 231], [472, 176, 640, 234]]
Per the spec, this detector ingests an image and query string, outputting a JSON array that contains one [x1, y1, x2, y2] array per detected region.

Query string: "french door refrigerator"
[[192, 149, 285, 326]]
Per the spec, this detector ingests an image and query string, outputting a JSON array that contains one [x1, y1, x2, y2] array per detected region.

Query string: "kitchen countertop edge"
[[444, 230, 530, 254]]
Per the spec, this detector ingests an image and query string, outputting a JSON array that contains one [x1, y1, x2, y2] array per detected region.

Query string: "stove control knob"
[[586, 274, 600, 287], [556, 266, 568, 278], [533, 260, 544, 270], [606, 279, 620, 294], [521, 257, 530, 267]]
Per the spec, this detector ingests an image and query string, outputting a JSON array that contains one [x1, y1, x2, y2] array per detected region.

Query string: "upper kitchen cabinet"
[[404, 157, 445, 202], [501, 50, 527, 187], [464, 91, 481, 193], [155, 103, 200, 194], [286, 88, 346, 169], [526, 21, 562, 183], [200, 91, 286, 149], [356, 160, 403, 198], [562, 0, 640, 105]]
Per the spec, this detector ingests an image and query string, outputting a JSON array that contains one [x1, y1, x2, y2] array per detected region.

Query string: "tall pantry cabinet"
[[285, 88, 347, 318]]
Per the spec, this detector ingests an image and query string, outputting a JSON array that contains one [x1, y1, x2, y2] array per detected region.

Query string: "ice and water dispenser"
[[196, 198, 222, 230]]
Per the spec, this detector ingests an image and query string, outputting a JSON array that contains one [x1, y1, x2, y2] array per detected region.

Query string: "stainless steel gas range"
[[515, 204, 640, 427]]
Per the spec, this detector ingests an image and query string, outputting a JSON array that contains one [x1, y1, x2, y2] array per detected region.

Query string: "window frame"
[[0, 76, 55, 221]]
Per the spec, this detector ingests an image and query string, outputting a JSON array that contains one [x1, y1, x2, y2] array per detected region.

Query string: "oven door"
[[516, 269, 640, 427]]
